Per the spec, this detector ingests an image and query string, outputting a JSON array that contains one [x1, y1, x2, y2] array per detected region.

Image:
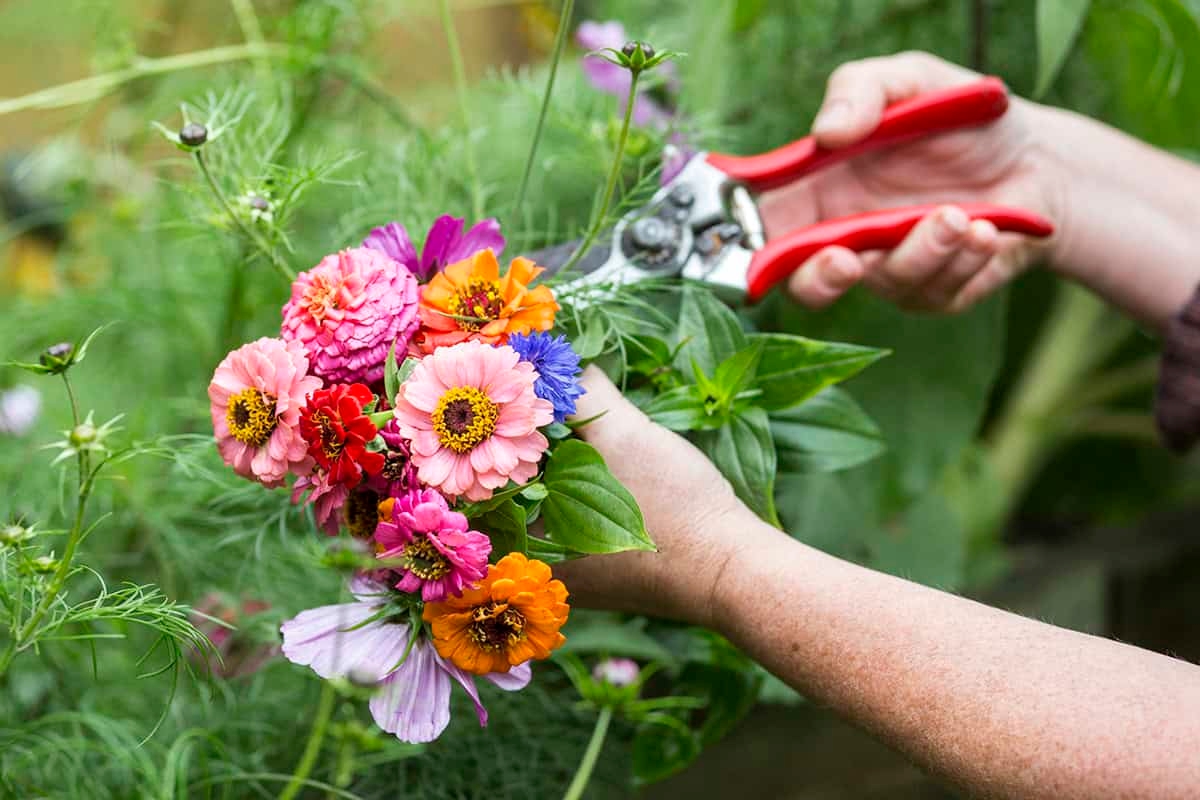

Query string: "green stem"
[[439, 0, 484, 221], [559, 68, 642, 276], [194, 150, 296, 283], [279, 681, 337, 800], [563, 707, 612, 800], [513, 0, 574, 219], [0, 374, 91, 676], [230, 0, 272, 85], [0, 43, 290, 116]]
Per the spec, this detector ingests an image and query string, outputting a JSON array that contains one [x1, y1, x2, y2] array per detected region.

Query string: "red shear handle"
[[707, 77, 1010, 192], [745, 204, 1055, 302]]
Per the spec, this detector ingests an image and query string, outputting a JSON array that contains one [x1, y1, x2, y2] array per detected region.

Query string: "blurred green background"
[[1, 1, 1199, 798]]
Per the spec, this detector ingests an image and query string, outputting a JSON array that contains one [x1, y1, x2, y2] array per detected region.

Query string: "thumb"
[[569, 366, 651, 456]]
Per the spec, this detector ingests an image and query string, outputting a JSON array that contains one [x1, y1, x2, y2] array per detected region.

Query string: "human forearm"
[[714, 518, 1200, 799], [1033, 102, 1200, 329]]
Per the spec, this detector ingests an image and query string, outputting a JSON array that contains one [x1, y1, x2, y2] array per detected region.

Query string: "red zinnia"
[[300, 383, 385, 487]]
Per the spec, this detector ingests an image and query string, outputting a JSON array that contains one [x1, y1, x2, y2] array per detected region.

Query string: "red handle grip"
[[745, 204, 1055, 302], [707, 77, 1011, 192]]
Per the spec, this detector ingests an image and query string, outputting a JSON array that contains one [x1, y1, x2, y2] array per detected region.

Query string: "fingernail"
[[813, 100, 850, 133], [935, 207, 969, 244]]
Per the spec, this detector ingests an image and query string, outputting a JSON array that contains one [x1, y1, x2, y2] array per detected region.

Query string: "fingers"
[[786, 246, 866, 309], [812, 52, 979, 148]]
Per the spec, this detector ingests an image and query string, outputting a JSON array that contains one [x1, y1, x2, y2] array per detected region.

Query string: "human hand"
[[551, 367, 777, 628], [759, 51, 1065, 313]]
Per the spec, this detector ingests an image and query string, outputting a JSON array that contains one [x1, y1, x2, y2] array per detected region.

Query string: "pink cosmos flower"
[[281, 247, 419, 385], [362, 215, 505, 283], [209, 337, 322, 488], [280, 576, 530, 743], [392, 341, 554, 502], [376, 488, 490, 601]]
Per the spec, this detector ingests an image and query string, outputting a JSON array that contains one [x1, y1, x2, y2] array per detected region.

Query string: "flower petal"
[[369, 640, 453, 743]]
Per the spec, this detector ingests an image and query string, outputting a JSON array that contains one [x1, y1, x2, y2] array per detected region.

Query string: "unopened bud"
[[248, 195, 270, 212], [39, 342, 75, 373], [621, 41, 638, 58], [69, 422, 98, 447], [29, 555, 58, 574], [593, 657, 640, 688], [179, 123, 208, 148], [0, 523, 35, 546]]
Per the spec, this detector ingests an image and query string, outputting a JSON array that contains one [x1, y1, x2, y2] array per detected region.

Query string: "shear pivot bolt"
[[631, 218, 669, 249]]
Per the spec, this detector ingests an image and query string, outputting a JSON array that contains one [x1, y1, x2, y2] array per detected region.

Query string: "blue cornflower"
[[508, 332, 584, 423]]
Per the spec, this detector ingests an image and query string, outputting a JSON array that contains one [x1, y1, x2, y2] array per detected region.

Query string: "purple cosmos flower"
[[280, 575, 530, 743], [363, 215, 505, 283], [593, 657, 640, 687], [0, 385, 40, 436], [375, 488, 491, 602], [508, 332, 584, 423]]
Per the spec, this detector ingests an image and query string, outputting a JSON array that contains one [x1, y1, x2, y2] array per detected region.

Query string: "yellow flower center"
[[399, 535, 452, 580], [431, 386, 498, 453], [226, 388, 277, 446], [468, 601, 526, 652], [448, 279, 504, 331], [303, 276, 339, 324]]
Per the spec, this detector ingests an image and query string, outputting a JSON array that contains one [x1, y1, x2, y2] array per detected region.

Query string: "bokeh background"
[[2, 1, 1199, 798]]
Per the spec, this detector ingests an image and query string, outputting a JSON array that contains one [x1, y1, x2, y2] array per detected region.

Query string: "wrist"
[[702, 514, 797, 636]]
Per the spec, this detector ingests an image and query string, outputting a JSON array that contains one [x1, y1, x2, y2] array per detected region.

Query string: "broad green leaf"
[[712, 340, 764, 402], [750, 332, 886, 411], [643, 385, 706, 431], [527, 536, 572, 563], [541, 439, 654, 553], [673, 285, 746, 377], [693, 407, 779, 525], [1035, 0, 1092, 97], [478, 499, 527, 560], [771, 387, 885, 474], [632, 714, 702, 786]]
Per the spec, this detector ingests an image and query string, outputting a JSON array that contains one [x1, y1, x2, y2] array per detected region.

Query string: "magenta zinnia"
[[376, 488, 490, 601], [209, 337, 322, 488], [280, 247, 419, 385], [392, 341, 553, 501]]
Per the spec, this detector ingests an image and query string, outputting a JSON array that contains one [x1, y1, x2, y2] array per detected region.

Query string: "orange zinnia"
[[422, 552, 569, 675], [416, 249, 558, 352]]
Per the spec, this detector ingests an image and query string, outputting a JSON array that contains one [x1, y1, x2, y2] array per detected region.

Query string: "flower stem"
[[279, 681, 337, 800], [558, 68, 641, 276], [0, 43, 290, 117], [230, 0, 272, 85], [562, 707, 612, 800], [439, 0, 484, 221], [0, 373, 91, 676], [513, 0, 575, 219], [194, 150, 296, 284]]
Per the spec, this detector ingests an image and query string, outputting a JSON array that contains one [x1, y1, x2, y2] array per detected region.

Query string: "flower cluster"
[[208, 216, 582, 743]]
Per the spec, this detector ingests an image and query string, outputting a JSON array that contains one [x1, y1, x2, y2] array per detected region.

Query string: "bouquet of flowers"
[[208, 216, 653, 743]]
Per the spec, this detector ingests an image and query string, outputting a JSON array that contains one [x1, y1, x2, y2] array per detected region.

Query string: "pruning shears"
[[532, 77, 1054, 303]]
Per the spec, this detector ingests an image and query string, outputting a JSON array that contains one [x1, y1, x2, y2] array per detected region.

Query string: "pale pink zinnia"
[[376, 488, 491, 601], [209, 337, 321, 488], [280, 247, 419, 385], [392, 341, 554, 501]]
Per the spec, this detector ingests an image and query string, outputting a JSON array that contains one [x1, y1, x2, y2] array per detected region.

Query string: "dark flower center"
[[226, 389, 277, 446], [468, 601, 526, 652], [399, 535, 452, 580], [448, 278, 503, 331], [344, 488, 381, 539]]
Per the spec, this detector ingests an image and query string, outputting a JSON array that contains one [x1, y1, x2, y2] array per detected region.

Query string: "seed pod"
[[179, 123, 208, 148]]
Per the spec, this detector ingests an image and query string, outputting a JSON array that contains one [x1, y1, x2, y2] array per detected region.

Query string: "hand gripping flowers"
[[206, 215, 603, 744]]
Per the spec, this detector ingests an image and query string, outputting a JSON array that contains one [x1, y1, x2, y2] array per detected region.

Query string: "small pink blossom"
[[376, 488, 491, 601], [392, 341, 554, 502], [208, 337, 321, 488], [281, 247, 419, 385]]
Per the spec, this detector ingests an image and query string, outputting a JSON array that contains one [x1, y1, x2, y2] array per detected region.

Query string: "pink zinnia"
[[209, 337, 321, 488], [281, 247, 419, 385], [392, 341, 554, 501], [376, 488, 491, 601], [291, 470, 350, 536]]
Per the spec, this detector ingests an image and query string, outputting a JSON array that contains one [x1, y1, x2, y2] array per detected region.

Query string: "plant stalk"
[[513, 0, 575, 219], [559, 68, 642, 275], [562, 707, 612, 800], [279, 681, 337, 800], [194, 150, 296, 283]]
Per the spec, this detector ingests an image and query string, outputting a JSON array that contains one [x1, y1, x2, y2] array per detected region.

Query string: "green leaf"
[[384, 340, 400, 405], [541, 439, 655, 554], [693, 407, 779, 525], [712, 341, 764, 402], [771, 387, 885, 474], [1035, 0, 1092, 97], [866, 489, 967, 590], [555, 612, 678, 666], [527, 536, 572, 563], [642, 385, 706, 432], [673, 285, 746, 377], [750, 332, 886, 411], [572, 307, 608, 360], [632, 714, 702, 785], [478, 499, 528, 560]]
